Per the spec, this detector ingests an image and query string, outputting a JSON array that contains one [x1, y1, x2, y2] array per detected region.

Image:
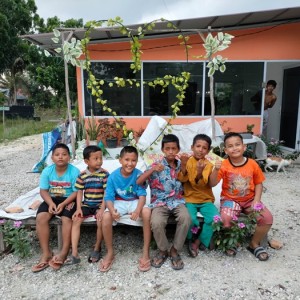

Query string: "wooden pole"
[[62, 32, 76, 159]]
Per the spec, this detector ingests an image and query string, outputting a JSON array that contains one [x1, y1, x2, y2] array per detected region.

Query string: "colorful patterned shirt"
[[75, 167, 109, 208], [146, 157, 185, 210]]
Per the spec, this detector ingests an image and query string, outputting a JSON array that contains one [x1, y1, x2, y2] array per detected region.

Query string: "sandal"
[[151, 252, 168, 268], [247, 246, 269, 261], [188, 241, 199, 258], [170, 254, 184, 270], [88, 250, 101, 263]]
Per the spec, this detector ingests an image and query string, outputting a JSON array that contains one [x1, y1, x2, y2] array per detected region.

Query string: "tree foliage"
[[25, 17, 83, 108], [0, 0, 37, 73]]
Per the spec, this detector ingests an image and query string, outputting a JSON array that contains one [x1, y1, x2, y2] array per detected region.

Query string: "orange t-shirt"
[[217, 158, 265, 202]]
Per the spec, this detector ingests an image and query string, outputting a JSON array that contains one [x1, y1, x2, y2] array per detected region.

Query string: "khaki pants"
[[151, 204, 191, 252]]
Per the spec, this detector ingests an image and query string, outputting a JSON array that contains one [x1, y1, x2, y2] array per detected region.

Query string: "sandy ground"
[[0, 134, 300, 300]]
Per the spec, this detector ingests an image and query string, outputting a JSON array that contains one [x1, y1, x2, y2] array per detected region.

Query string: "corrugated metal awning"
[[22, 7, 300, 50]]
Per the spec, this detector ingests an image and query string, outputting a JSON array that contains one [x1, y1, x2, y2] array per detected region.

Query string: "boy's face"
[[162, 142, 180, 162], [51, 147, 70, 167], [119, 152, 138, 176], [191, 139, 210, 160], [224, 136, 246, 159], [266, 84, 275, 93], [85, 151, 103, 172]]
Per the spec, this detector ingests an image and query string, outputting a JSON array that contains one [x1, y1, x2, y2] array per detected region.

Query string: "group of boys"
[[31, 132, 273, 273]]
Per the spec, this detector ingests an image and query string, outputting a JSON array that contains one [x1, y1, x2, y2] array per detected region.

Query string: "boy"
[[100, 146, 151, 272], [31, 143, 80, 272], [263, 80, 277, 135], [71, 146, 109, 264], [209, 132, 273, 261], [178, 134, 219, 257], [137, 134, 191, 270]]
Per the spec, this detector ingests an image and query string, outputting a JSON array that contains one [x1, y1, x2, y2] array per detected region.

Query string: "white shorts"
[[105, 200, 148, 226]]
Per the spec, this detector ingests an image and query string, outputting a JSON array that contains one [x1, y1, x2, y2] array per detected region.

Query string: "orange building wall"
[[76, 22, 300, 134]]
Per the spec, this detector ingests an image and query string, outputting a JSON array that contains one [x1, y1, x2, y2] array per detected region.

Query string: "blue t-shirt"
[[40, 163, 80, 198], [104, 167, 146, 202]]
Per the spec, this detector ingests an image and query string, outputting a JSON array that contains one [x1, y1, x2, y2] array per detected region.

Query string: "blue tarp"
[[31, 128, 61, 173]]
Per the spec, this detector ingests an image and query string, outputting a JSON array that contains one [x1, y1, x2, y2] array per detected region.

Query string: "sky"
[[34, 0, 300, 25]]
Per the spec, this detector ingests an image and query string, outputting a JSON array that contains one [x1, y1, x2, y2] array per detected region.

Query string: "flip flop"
[[88, 250, 101, 263], [49, 256, 65, 270], [247, 246, 269, 261], [225, 247, 237, 257], [188, 241, 199, 258], [170, 254, 184, 270], [99, 257, 115, 272], [31, 261, 49, 273], [138, 258, 151, 272], [151, 252, 168, 268], [65, 255, 81, 265]]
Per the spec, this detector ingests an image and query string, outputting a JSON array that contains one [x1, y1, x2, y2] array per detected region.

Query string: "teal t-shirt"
[[40, 163, 80, 198]]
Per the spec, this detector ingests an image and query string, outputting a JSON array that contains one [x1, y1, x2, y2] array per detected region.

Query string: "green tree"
[[0, 0, 37, 74]]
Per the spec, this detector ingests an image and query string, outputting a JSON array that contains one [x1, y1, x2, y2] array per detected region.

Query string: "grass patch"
[[0, 108, 65, 143]]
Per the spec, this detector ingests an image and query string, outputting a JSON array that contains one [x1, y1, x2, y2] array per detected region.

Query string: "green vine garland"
[[81, 18, 191, 153], [49, 17, 233, 154]]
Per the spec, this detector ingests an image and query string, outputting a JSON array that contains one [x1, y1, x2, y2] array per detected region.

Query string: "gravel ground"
[[0, 134, 300, 300]]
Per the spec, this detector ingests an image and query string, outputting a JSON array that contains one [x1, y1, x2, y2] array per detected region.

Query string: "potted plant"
[[120, 128, 134, 147], [86, 113, 101, 145], [246, 124, 255, 134], [106, 120, 119, 148]]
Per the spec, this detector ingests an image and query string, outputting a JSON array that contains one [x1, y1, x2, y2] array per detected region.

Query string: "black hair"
[[52, 143, 70, 155], [192, 134, 212, 148], [223, 132, 243, 145], [120, 145, 138, 158], [161, 134, 180, 150], [83, 145, 102, 160], [267, 80, 277, 88]]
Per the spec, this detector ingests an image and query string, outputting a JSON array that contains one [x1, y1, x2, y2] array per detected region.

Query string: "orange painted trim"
[[82, 116, 262, 136], [85, 22, 300, 61]]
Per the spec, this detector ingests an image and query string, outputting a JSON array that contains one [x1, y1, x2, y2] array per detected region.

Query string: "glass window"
[[83, 62, 141, 116], [143, 62, 203, 116], [204, 62, 264, 116]]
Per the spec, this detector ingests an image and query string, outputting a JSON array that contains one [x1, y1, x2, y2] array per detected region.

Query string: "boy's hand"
[[214, 159, 222, 170], [197, 159, 206, 174], [152, 163, 164, 173], [180, 153, 190, 169], [130, 209, 140, 221], [48, 202, 57, 214], [95, 208, 104, 222], [73, 209, 83, 219], [111, 209, 120, 221], [55, 203, 65, 214]]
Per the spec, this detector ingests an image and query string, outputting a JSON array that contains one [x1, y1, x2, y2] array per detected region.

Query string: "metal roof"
[[22, 7, 300, 50]]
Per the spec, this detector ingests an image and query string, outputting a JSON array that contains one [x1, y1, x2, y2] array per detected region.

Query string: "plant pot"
[[88, 140, 98, 146], [106, 138, 118, 148], [120, 138, 129, 147]]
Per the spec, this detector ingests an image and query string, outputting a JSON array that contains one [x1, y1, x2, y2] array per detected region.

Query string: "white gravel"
[[0, 134, 300, 300]]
